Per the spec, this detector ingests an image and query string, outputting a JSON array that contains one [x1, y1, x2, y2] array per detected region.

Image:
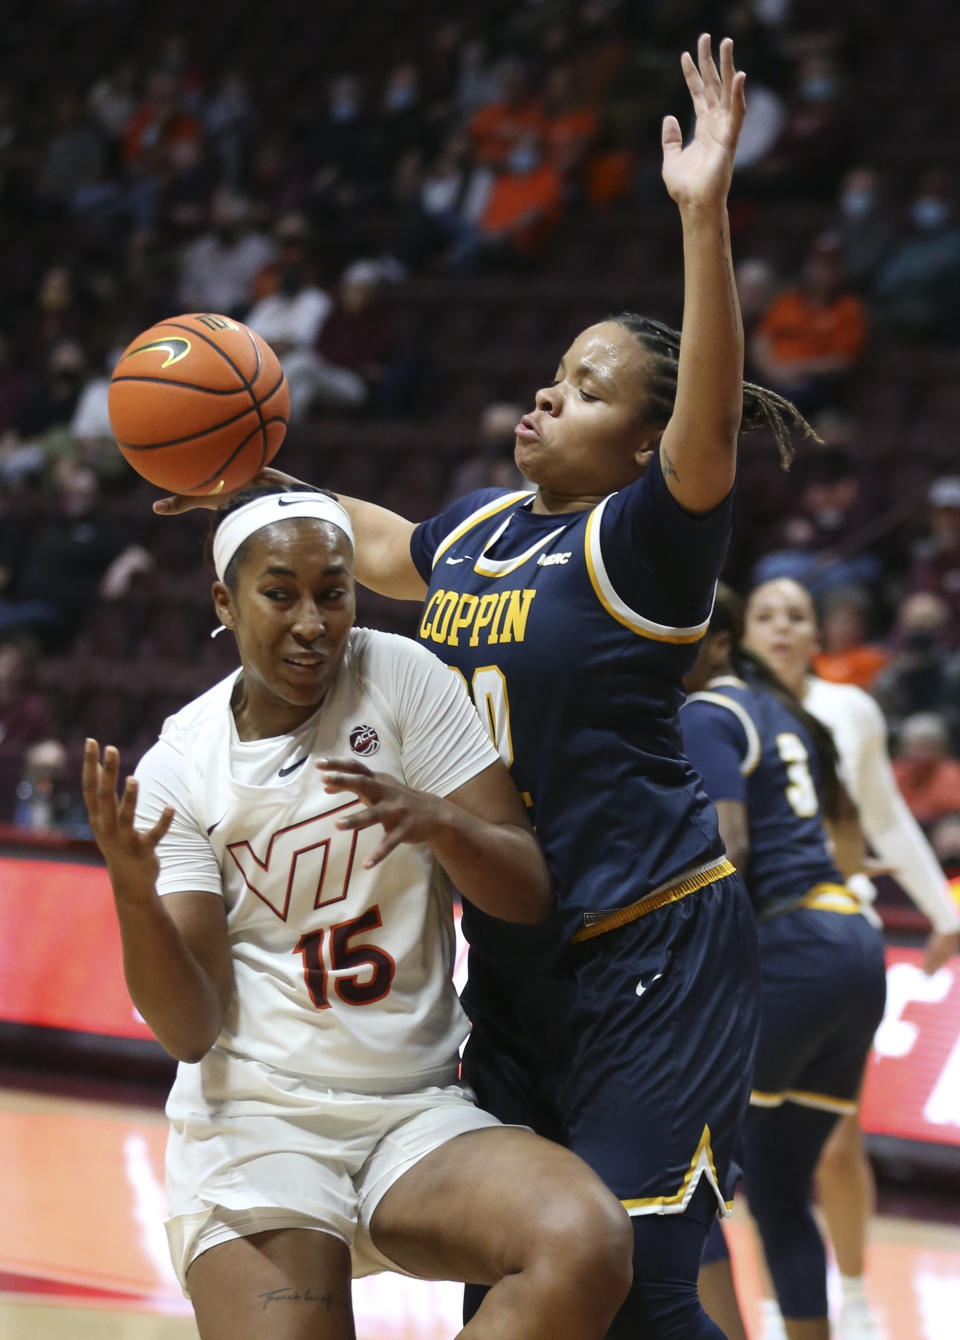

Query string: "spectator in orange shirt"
[[893, 713, 960, 830], [469, 58, 544, 167], [453, 134, 564, 271], [540, 64, 600, 194], [811, 585, 889, 689], [751, 232, 867, 414], [123, 70, 203, 169]]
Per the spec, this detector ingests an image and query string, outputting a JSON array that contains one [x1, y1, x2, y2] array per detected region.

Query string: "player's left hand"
[[662, 34, 746, 213], [317, 757, 448, 869], [152, 466, 307, 515], [923, 928, 960, 976]]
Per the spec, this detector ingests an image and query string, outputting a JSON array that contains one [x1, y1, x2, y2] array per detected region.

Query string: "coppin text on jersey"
[[419, 588, 537, 647]]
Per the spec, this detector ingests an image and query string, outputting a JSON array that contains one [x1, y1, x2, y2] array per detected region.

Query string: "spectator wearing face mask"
[[871, 168, 960, 342], [244, 213, 365, 420], [874, 593, 960, 743], [177, 187, 276, 317], [833, 165, 898, 293], [452, 132, 564, 271]]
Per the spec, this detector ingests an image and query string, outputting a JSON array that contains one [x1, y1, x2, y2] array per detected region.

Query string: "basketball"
[[108, 313, 290, 495]]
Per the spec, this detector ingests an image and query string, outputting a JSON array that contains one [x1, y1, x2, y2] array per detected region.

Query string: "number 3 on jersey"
[[776, 731, 819, 817]]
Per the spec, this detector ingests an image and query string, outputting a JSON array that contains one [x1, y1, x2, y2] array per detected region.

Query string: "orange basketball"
[[108, 313, 290, 495]]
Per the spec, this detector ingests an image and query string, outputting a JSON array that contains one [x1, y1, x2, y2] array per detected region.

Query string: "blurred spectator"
[[833, 165, 897, 293], [454, 133, 564, 271], [930, 812, 960, 882], [539, 63, 600, 194], [13, 738, 90, 838], [892, 713, 960, 830], [731, 79, 787, 177], [22, 264, 86, 362], [871, 167, 960, 344], [745, 49, 853, 201], [371, 62, 432, 202], [907, 476, 960, 647], [309, 72, 377, 221], [245, 214, 365, 421], [469, 58, 544, 167], [750, 232, 867, 415], [204, 68, 257, 186], [0, 463, 152, 650], [315, 260, 417, 414], [446, 401, 530, 501], [395, 129, 494, 272], [810, 585, 889, 689], [177, 187, 275, 316], [874, 593, 960, 740], [123, 70, 203, 171], [88, 60, 139, 142], [736, 256, 778, 369], [15, 337, 88, 441], [0, 637, 55, 752], [36, 92, 107, 213]]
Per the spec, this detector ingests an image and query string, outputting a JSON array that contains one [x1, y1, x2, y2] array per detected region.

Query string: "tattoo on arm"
[[661, 446, 680, 483]]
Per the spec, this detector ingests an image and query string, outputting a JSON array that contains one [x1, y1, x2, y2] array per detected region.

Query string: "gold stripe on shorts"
[[571, 858, 736, 944]]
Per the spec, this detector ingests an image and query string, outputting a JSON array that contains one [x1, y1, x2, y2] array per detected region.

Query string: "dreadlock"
[[608, 312, 821, 469], [707, 583, 842, 821]]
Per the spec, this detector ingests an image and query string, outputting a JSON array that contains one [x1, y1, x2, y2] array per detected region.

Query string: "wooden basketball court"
[[2, 1084, 958, 1339]]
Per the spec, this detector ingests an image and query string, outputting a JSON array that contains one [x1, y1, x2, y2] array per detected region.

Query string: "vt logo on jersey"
[[420, 588, 537, 648], [350, 724, 380, 756], [227, 805, 361, 920]]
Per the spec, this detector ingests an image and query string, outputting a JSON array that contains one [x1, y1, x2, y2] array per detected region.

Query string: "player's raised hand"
[[317, 757, 447, 869], [152, 466, 308, 515], [83, 740, 173, 896], [661, 34, 746, 213]]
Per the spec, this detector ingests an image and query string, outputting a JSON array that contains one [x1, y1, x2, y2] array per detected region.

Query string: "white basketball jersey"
[[134, 628, 500, 1115]]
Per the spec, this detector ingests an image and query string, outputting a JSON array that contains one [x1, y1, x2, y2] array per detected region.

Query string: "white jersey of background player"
[[83, 490, 631, 1340]]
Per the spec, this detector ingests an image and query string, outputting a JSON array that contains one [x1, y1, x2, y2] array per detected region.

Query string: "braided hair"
[[608, 312, 820, 468], [708, 583, 842, 820]]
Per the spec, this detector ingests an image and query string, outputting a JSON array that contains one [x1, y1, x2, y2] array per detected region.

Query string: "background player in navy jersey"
[[742, 576, 960, 1340], [158, 35, 818, 1338], [680, 584, 887, 1340]]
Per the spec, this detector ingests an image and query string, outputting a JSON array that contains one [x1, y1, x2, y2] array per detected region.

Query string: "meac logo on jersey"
[[419, 588, 537, 648]]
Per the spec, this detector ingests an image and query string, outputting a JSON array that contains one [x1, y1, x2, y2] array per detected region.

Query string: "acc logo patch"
[[349, 724, 380, 756]]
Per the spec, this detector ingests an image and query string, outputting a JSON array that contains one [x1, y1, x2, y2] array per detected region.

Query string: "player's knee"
[[534, 1184, 633, 1313], [815, 1116, 859, 1182]]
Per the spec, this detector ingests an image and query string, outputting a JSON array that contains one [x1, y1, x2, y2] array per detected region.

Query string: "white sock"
[[840, 1274, 869, 1308]]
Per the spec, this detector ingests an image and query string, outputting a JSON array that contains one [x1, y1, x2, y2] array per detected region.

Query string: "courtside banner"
[[860, 946, 960, 1147], [2, 853, 958, 1147]]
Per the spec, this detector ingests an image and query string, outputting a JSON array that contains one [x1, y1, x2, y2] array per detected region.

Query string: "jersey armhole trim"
[[431, 491, 536, 568], [683, 690, 762, 776], [584, 497, 714, 643]]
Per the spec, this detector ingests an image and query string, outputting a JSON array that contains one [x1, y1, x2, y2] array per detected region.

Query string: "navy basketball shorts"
[[749, 907, 887, 1116], [560, 874, 760, 1222]]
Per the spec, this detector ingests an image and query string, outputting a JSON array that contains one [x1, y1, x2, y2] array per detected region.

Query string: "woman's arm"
[[82, 740, 234, 1062], [714, 798, 751, 872], [317, 757, 551, 924], [658, 34, 746, 513], [154, 467, 427, 601]]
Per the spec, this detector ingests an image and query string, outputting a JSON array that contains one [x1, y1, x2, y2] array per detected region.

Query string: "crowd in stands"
[[1, 0, 960, 880]]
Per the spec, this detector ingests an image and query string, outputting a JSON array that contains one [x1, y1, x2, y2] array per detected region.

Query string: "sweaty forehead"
[[561, 322, 647, 387]]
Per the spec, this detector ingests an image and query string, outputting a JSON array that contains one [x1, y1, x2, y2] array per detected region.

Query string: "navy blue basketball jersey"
[[410, 451, 733, 941], [679, 676, 843, 916]]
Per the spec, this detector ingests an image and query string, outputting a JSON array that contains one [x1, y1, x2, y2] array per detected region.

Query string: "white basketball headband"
[[213, 492, 355, 582]]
